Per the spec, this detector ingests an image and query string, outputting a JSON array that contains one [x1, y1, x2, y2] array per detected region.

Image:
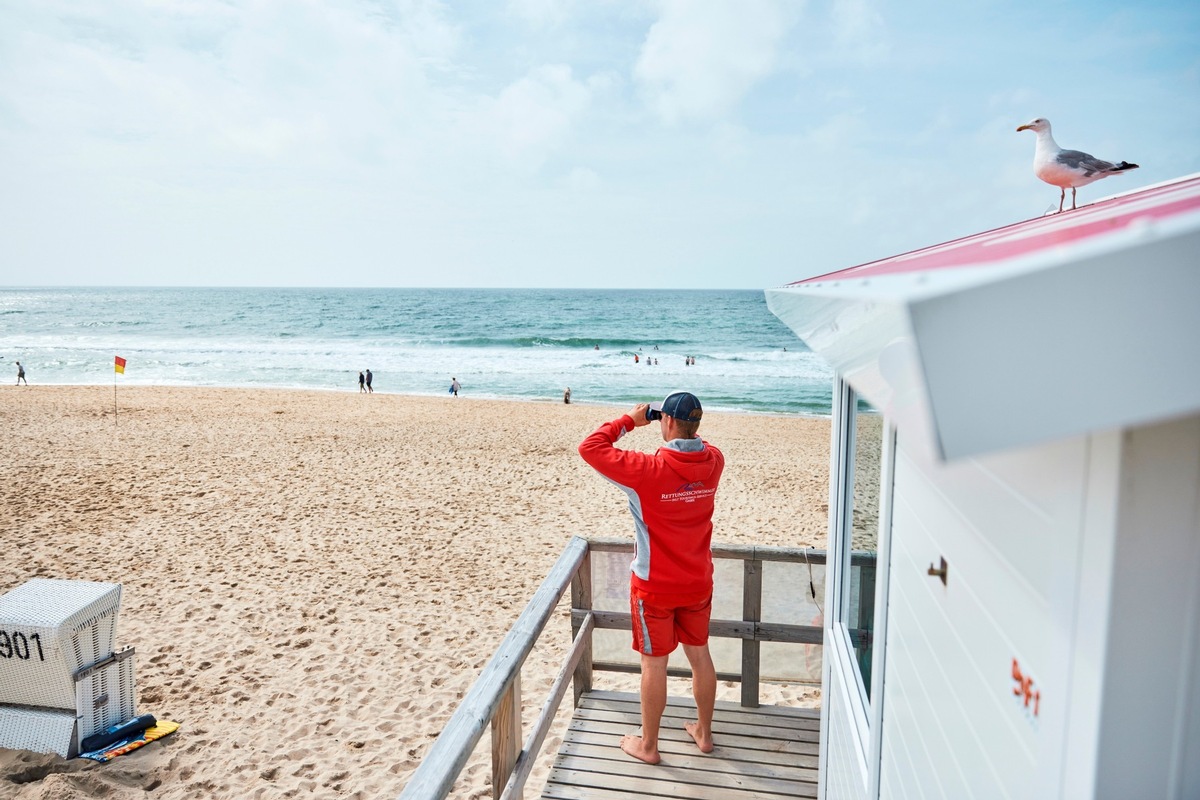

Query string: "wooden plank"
[[656, 706, 819, 733], [585, 537, 832, 567], [756, 622, 824, 645], [579, 610, 755, 638], [584, 689, 821, 723], [577, 695, 821, 734], [542, 782, 815, 800], [566, 724, 820, 753], [742, 558, 763, 708], [566, 718, 819, 756], [561, 730, 819, 769], [548, 754, 810, 795], [561, 724, 825, 753], [570, 708, 820, 745], [554, 743, 820, 777], [575, 705, 821, 738], [543, 767, 811, 800], [576, 710, 820, 743], [570, 550, 593, 707], [549, 752, 814, 785], [590, 659, 746, 684], [542, 765, 817, 800], [576, 610, 824, 646], [492, 676, 522, 800]]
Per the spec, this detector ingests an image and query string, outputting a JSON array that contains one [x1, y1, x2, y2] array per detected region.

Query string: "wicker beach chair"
[[0, 579, 137, 757]]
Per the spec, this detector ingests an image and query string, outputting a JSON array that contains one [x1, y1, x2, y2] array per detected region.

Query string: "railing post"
[[741, 555, 762, 708], [570, 549, 593, 707], [492, 674, 521, 800]]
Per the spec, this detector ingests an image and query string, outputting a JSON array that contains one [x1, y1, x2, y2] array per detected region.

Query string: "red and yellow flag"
[[114, 356, 126, 374]]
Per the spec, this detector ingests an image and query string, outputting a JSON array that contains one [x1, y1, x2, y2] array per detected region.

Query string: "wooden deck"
[[540, 690, 820, 799]]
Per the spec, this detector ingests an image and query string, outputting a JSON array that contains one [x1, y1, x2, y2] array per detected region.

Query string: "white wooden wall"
[[878, 432, 1091, 799], [872, 414, 1200, 799], [818, 380, 1200, 800], [1071, 415, 1200, 799]]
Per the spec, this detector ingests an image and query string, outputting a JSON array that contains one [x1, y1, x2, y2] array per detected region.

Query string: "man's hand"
[[628, 403, 653, 427]]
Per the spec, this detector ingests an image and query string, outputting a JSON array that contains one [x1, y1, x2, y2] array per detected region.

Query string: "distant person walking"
[[358, 371, 366, 393], [15, 361, 27, 385], [365, 369, 373, 393], [450, 378, 461, 397], [564, 387, 572, 404]]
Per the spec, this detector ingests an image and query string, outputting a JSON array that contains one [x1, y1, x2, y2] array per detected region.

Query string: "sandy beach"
[[0, 386, 831, 799]]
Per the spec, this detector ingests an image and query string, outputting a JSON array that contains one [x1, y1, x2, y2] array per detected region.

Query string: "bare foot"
[[685, 721, 713, 753], [620, 733, 661, 764]]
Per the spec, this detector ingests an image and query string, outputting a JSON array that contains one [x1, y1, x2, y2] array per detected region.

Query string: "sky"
[[1, 1, 1197, 290]]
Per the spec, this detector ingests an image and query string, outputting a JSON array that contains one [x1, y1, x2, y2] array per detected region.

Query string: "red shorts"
[[630, 587, 712, 657]]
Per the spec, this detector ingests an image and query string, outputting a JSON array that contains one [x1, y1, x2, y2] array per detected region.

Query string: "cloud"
[[483, 64, 593, 164], [634, 0, 799, 124], [563, 166, 601, 191], [506, 0, 572, 30], [0, 1, 466, 183], [1, 1, 1195, 290], [830, 0, 887, 63]]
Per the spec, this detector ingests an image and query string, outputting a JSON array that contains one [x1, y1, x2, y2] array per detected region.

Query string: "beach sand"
[[0, 386, 831, 799]]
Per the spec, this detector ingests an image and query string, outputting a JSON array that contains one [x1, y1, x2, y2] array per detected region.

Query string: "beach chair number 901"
[[0, 631, 45, 661]]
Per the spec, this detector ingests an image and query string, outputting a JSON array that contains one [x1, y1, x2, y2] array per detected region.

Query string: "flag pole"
[[112, 356, 127, 423], [113, 355, 124, 425]]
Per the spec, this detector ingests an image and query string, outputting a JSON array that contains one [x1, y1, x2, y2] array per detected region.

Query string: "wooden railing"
[[396, 536, 842, 800]]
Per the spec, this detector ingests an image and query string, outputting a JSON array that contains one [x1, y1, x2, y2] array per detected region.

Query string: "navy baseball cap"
[[650, 391, 703, 422]]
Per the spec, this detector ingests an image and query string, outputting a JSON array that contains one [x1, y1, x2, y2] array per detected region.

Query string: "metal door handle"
[[927, 556, 948, 586]]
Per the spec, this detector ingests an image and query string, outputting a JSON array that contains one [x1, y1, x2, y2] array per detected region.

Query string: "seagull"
[[1016, 118, 1138, 212]]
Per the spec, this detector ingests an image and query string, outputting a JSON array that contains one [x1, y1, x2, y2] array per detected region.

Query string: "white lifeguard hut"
[[0, 579, 138, 757], [765, 173, 1200, 799]]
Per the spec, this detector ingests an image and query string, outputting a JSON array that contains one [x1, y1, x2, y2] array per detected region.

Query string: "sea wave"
[[0, 287, 833, 415]]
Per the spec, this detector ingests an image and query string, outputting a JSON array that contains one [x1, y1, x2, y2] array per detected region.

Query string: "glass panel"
[[586, 551, 826, 683], [760, 560, 824, 684], [848, 396, 882, 699]]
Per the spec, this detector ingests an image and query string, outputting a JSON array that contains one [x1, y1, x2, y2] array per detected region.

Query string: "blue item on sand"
[[80, 714, 157, 754]]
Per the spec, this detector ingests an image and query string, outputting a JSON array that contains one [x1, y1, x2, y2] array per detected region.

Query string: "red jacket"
[[579, 415, 724, 595]]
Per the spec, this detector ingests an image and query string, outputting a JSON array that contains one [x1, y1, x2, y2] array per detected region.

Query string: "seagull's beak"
[[1016, 123, 1031, 132]]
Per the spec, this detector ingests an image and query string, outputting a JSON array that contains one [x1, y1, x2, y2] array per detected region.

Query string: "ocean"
[[0, 287, 833, 415]]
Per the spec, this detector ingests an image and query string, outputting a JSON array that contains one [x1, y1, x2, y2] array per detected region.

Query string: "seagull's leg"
[[1070, 187, 1077, 210], [1058, 188, 1065, 214]]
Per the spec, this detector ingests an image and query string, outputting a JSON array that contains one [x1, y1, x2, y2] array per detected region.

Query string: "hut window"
[[840, 390, 883, 702]]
